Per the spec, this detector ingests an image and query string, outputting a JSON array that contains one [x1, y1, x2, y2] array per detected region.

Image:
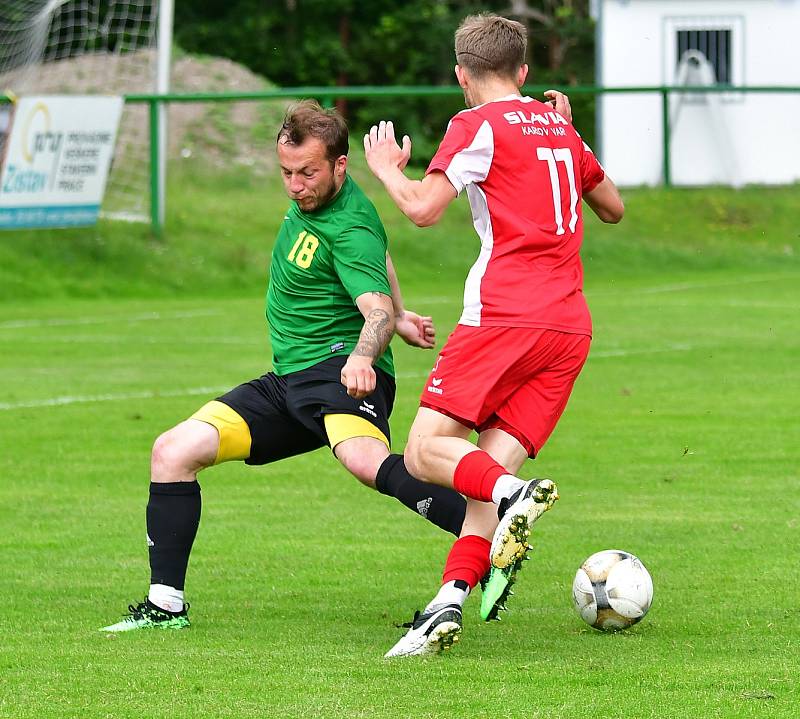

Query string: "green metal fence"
[[5, 85, 799, 234], [125, 84, 799, 235]]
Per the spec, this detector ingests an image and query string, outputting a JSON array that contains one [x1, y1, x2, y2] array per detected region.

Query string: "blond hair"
[[454, 14, 526, 79]]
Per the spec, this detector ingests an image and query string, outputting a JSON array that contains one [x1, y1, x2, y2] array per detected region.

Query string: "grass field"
[[0, 162, 798, 718]]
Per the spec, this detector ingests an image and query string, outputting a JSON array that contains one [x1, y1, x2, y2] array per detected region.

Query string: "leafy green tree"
[[174, 1, 597, 162]]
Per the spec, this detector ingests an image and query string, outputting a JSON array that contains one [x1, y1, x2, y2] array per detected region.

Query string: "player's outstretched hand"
[[395, 310, 436, 349], [341, 354, 377, 399], [364, 120, 412, 180], [544, 89, 572, 124]]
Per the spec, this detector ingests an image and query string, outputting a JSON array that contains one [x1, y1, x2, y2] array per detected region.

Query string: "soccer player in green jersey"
[[100, 100, 467, 633]]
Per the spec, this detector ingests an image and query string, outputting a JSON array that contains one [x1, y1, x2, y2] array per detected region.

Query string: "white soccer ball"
[[572, 549, 653, 631]]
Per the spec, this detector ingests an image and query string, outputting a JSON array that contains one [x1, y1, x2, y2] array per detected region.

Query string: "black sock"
[[375, 454, 466, 536], [147, 481, 201, 590]]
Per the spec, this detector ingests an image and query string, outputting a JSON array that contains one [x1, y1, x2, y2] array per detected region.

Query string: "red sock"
[[453, 450, 506, 502], [442, 535, 491, 589]]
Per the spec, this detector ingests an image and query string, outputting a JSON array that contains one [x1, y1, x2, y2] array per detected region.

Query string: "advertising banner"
[[0, 96, 124, 229]]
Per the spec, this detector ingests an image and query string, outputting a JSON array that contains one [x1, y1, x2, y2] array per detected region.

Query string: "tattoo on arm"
[[352, 308, 393, 360]]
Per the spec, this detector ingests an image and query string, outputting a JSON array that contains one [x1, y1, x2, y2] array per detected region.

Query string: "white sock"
[[424, 580, 470, 612], [148, 583, 185, 613], [491, 474, 525, 505]]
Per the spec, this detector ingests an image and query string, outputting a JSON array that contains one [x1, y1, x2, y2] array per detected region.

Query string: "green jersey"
[[267, 175, 395, 377]]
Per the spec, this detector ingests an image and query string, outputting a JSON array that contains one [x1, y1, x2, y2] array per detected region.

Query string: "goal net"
[[0, 0, 161, 222]]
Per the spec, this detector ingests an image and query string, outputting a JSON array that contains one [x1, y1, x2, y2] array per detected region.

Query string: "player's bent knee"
[[151, 421, 219, 481], [334, 437, 389, 489], [339, 455, 379, 488], [325, 415, 389, 485], [151, 430, 192, 478]]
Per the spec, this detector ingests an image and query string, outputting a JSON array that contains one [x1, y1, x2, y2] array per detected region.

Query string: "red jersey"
[[426, 94, 605, 334]]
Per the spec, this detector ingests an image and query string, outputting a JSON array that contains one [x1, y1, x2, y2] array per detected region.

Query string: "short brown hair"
[[454, 14, 526, 79], [276, 99, 349, 160]]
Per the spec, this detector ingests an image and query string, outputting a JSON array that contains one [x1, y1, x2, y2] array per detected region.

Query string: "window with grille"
[[676, 29, 732, 84]]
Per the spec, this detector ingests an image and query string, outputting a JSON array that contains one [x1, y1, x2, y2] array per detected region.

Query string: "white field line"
[[4, 292, 794, 348], [0, 385, 232, 410], [2, 272, 793, 332], [0, 343, 694, 411], [635, 275, 795, 295], [0, 309, 224, 330], [417, 273, 798, 304], [639, 300, 799, 310], [589, 343, 693, 358], [0, 335, 265, 345], [4, 293, 795, 349], [588, 273, 798, 297]]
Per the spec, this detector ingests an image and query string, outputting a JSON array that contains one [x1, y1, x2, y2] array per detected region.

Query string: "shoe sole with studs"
[[490, 480, 558, 569]]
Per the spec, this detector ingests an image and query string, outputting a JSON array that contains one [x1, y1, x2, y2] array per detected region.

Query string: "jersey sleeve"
[[578, 138, 605, 194], [426, 112, 494, 195], [332, 224, 391, 302]]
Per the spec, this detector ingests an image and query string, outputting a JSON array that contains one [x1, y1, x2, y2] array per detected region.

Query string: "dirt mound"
[[2, 50, 291, 173], [168, 54, 289, 172]]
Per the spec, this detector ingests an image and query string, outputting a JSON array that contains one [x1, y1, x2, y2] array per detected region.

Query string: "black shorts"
[[216, 356, 396, 465]]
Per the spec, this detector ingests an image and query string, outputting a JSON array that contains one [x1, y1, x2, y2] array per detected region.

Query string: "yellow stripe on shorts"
[[190, 400, 252, 464], [324, 413, 389, 450]]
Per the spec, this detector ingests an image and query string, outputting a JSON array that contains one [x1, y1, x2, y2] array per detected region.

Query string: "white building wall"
[[599, 0, 800, 186]]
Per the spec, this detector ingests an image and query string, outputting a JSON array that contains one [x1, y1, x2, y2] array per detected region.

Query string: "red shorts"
[[419, 325, 590, 457]]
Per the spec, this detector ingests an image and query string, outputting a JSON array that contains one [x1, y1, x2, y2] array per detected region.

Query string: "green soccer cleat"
[[99, 598, 190, 633], [479, 556, 527, 622]]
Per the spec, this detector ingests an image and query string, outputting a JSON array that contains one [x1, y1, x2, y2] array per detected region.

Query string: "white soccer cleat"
[[384, 604, 462, 658], [490, 479, 559, 569]]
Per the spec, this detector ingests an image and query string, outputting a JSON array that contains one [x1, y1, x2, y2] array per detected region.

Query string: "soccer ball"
[[572, 550, 653, 631]]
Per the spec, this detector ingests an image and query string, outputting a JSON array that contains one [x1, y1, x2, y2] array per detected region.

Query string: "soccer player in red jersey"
[[365, 14, 624, 657]]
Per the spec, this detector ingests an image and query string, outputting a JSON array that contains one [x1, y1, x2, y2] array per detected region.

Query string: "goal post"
[[0, 0, 172, 226], [155, 0, 172, 232]]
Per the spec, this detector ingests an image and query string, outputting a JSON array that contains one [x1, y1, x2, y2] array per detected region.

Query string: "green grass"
[[0, 151, 798, 301], [0, 163, 798, 718]]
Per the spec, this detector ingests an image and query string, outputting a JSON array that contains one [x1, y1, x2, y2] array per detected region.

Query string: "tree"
[[174, 1, 597, 162], [502, 0, 594, 80]]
